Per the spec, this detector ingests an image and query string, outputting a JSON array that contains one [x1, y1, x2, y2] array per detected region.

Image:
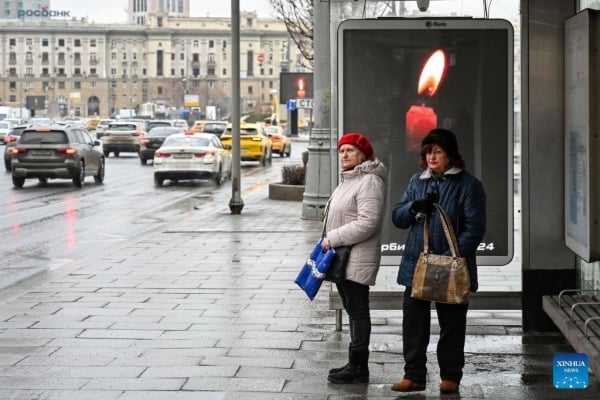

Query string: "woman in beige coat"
[[322, 132, 387, 384]]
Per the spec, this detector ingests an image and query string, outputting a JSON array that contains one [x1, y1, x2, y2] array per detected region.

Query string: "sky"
[[51, 1, 518, 24], [52, 0, 276, 23]]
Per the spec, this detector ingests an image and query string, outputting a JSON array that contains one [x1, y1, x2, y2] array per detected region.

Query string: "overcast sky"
[[52, 0, 276, 23], [50, 1, 518, 23]]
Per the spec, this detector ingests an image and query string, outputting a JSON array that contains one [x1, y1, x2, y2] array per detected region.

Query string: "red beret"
[[338, 133, 374, 160]]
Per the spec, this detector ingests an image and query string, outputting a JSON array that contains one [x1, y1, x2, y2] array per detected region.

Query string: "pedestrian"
[[390, 128, 486, 394], [323, 132, 387, 384]]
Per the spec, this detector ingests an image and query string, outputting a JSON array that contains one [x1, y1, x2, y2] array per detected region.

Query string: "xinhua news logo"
[[553, 353, 589, 389]]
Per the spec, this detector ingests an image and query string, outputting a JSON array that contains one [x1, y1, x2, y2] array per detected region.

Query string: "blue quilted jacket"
[[391, 168, 486, 292]]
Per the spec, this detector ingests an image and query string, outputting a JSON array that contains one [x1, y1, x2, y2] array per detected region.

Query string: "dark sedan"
[[139, 126, 186, 165]]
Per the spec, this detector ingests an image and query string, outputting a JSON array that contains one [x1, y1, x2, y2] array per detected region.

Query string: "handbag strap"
[[422, 203, 461, 257]]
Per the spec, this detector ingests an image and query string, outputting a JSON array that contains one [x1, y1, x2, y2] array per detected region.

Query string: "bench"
[[542, 290, 600, 381], [329, 290, 522, 331]]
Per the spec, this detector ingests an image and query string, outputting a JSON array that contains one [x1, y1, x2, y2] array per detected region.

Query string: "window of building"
[[90, 53, 97, 62], [58, 68, 65, 75], [222, 53, 227, 61], [171, 68, 175, 76], [74, 81, 81, 89], [58, 38, 65, 47], [74, 68, 81, 75], [248, 86, 253, 95], [26, 38, 32, 46], [111, 52, 116, 60], [9, 38, 15, 46], [42, 68, 49, 75], [9, 81, 16, 90], [247, 18, 253, 27], [260, 68, 264, 76], [269, 68, 273, 75], [207, 67, 215, 75], [90, 81, 96, 89], [223, 41, 227, 50], [59, 81, 65, 89], [209, 40, 214, 48], [74, 39, 81, 47], [25, 67, 32, 75], [123, 53, 127, 60], [90, 68, 97, 75], [222, 68, 227, 76], [180, 53, 184, 60], [41, 52, 49, 62], [193, 40, 199, 47], [9, 52, 16, 62], [269, 81, 274, 89], [181, 68, 184, 76], [158, 87, 163, 95], [208, 53, 215, 62], [90, 39, 97, 47], [110, 68, 116, 75], [42, 38, 49, 47]]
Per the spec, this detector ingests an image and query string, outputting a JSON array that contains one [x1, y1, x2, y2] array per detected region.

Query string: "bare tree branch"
[[268, 0, 314, 69]]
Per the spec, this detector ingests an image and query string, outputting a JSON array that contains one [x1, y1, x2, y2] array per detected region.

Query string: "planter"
[[269, 182, 305, 201]]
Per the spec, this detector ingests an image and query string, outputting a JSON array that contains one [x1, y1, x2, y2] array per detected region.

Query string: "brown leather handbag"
[[411, 203, 470, 304]]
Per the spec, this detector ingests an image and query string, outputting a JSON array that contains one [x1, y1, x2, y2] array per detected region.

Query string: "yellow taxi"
[[263, 125, 291, 157], [220, 122, 272, 166]]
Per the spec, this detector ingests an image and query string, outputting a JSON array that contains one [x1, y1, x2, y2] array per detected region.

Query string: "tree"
[[268, 0, 314, 69]]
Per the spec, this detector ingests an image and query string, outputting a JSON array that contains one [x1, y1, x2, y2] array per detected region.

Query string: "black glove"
[[410, 198, 435, 216]]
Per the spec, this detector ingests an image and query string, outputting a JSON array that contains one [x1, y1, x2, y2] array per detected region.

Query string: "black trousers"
[[336, 279, 371, 366], [402, 287, 468, 384]]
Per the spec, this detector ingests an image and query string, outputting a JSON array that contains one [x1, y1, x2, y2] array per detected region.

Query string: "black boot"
[[327, 349, 369, 384], [328, 363, 350, 375], [327, 364, 369, 384]]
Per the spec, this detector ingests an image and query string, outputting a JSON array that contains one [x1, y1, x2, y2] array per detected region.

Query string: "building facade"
[[0, 11, 305, 119]]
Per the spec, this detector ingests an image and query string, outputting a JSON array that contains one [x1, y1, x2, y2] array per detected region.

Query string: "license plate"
[[31, 150, 52, 156], [173, 153, 192, 159]]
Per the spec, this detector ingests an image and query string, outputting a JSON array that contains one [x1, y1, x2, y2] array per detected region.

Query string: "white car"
[[0, 121, 11, 143], [153, 132, 232, 187]]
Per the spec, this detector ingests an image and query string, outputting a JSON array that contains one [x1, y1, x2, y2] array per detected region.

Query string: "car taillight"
[[154, 151, 171, 158], [56, 148, 78, 155], [10, 147, 27, 155], [5, 135, 18, 143], [194, 151, 213, 157]]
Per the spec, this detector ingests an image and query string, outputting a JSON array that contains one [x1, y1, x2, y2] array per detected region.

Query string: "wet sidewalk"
[[0, 174, 598, 399]]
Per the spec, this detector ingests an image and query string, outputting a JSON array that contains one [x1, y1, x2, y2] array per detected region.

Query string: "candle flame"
[[297, 78, 305, 91], [418, 50, 446, 97]]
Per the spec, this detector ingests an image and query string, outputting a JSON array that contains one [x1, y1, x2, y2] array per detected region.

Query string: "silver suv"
[[10, 124, 105, 188], [102, 121, 145, 157]]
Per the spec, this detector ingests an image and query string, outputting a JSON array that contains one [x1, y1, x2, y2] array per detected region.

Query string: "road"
[[0, 140, 307, 289]]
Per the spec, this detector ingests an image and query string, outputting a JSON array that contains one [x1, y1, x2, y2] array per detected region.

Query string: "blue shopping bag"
[[295, 239, 336, 300]]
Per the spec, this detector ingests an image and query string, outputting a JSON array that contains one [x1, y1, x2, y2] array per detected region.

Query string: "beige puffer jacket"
[[324, 158, 387, 286]]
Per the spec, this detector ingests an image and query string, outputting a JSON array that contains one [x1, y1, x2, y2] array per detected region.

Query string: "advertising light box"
[[337, 18, 514, 266]]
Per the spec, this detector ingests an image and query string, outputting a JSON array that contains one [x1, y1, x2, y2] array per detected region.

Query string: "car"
[[3, 124, 29, 171], [153, 132, 232, 187], [145, 119, 175, 132], [9, 124, 105, 188], [171, 119, 189, 129], [94, 118, 115, 139], [220, 122, 272, 166], [101, 121, 146, 157], [264, 125, 292, 157], [139, 126, 186, 165], [201, 121, 228, 137], [190, 120, 207, 133], [0, 120, 12, 143]]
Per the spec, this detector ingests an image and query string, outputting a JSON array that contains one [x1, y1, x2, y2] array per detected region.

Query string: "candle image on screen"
[[297, 78, 306, 98], [405, 49, 447, 152]]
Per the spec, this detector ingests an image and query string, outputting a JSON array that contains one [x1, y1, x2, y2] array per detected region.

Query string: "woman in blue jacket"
[[390, 128, 486, 394]]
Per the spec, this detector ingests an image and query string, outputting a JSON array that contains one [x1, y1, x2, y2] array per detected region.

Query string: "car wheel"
[[94, 158, 105, 184], [266, 148, 273, 165], [38, 177, 48, 185], [140, 156, 147, 165], [154, 175, 163, 187], [4, 159, 11, 172], [114, 151, 120, 157], [12, 175, 24, 188], [103, 150, 110, 157], [73, 161, 85, 188], [215, 165, 223, 186]]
